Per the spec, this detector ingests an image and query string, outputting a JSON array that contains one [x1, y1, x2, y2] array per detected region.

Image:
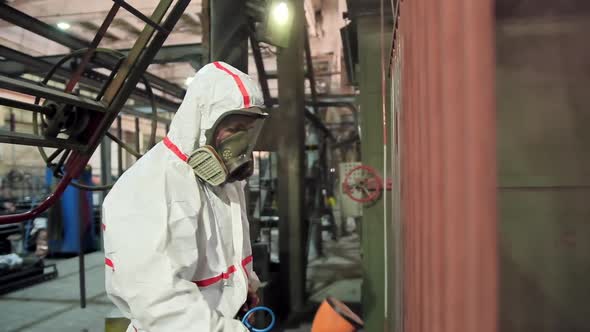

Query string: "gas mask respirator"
[[187, 107, 268, 186]]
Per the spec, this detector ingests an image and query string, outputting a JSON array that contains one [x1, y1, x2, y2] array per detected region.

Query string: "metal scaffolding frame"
[[0, 43, 205, 76], [0, 0, 192, 224], [246, 3, 360, 320], [0, 2, 187, 101]]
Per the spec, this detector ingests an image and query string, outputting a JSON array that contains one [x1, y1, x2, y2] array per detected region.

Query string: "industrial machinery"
[[0, 0, 193, 307], [0, 0, 191, 225]]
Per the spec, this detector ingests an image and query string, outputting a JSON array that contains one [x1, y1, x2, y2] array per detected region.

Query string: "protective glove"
[[239, 285, 260, 324]]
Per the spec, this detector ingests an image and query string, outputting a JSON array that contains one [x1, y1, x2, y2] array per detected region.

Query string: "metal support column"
[[356, 16, 393, 332], [117, 117, 123, 176], [78, 211, 86, 308], [99, 135, 112, 252], [210, 0, 249, 72], [100, 137, 112, 203], [277, 0, 306, 316]]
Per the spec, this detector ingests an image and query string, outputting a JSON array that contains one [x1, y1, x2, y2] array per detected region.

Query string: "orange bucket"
[[311, 297, 364, 332]]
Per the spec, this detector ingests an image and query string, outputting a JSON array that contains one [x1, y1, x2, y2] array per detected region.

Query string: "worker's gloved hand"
[[240, 285, 260, 324]]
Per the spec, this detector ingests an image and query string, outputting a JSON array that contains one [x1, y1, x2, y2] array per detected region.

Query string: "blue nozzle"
[[241, 306, 276, 332]]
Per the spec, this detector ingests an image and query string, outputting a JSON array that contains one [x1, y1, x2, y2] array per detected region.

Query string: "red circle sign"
[[342, 165, 383, 203]]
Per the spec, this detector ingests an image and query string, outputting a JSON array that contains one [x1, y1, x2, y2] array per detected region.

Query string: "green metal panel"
[[499, 191, 590, 330], [497, 18, 590, 331], [356, 16, 393, 332]]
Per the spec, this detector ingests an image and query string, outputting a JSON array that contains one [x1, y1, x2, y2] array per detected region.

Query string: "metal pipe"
[[53, 149, 72, 177], [122, 107, 170, 125], [102, 0, 173, 104], [113, 0, 169, 34], [0, 76, 106, 112], [258, 153, 262, 219], [85, 0, 186, 156], [0, 171, 73, 224], [309, 101, 359, 135], [106, 131, 142, 159], [268, 94, 357, 104], [3, 43, 205, 75], [0, 45, 179, 112], [78, 198, 86, 309], [64, 4, 120, 93], [122, 1, 190, 100], [0, 97, 54, 115], [270, 96, 360, 137], [250, 32, 272, 107], [135, 118, 141, 153], [96, 57, 125, 101], [47, 148, 65, 164], [0, 3, 87, 53], [100, 136, 112, 202], [0, 44, 73, 79], [276, 0, 306, 314], [117, 117, 123, 175], [142, 76, 158, 148], [305, 107, 333, 140], [0, 130, 86, 150], [0, 3, 186, 100], [9, 111, 15, 132], [303, 28, 319, 116]]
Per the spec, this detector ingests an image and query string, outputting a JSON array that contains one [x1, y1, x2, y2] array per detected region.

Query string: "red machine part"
[[342, 165, 384, 203]]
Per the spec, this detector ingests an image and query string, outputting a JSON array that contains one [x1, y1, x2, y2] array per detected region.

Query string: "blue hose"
[[241, 306, 276, 332]]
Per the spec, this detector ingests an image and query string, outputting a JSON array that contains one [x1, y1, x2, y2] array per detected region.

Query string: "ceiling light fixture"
[[246, 0, 294, 48], [57, 22, 71, 30], [271, 1, 290, 27]]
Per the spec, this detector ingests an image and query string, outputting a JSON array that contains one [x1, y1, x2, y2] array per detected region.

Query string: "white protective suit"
[[103, 61, 264, 332]]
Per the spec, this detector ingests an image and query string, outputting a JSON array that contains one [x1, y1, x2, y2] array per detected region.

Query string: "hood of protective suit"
[[166, 61, 265, 156]]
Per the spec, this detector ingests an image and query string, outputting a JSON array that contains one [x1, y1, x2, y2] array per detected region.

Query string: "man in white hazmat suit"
[[102, 61, 268, 332]]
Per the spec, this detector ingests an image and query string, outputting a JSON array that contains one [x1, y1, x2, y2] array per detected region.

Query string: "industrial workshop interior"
[[0, 0, 588, 331]]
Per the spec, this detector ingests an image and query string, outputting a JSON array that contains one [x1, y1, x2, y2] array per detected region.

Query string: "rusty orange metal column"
[[417, 0, 431, 330], [425, 0, 445, 330], [463, 0, 498, 330], [417, 0, 426, 328], [418, 0, 430, 330], [395, 0, 497, 330]]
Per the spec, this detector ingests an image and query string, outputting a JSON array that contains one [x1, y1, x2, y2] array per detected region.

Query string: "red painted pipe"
[[0, 173, 72, 224], [0, 152, 90, 224]]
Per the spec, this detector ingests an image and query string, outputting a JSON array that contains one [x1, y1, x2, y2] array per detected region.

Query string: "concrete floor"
[[0, 252, 114, 332], [308, 234, 362, 303], [282, 233, 363, 332], [0, 234, 361, 332]]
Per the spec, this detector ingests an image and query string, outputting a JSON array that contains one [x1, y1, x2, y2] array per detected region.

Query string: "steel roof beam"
[[0, 3, 187, 99], [0, 75, 106, 112], [0, 45, 179, 112]]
